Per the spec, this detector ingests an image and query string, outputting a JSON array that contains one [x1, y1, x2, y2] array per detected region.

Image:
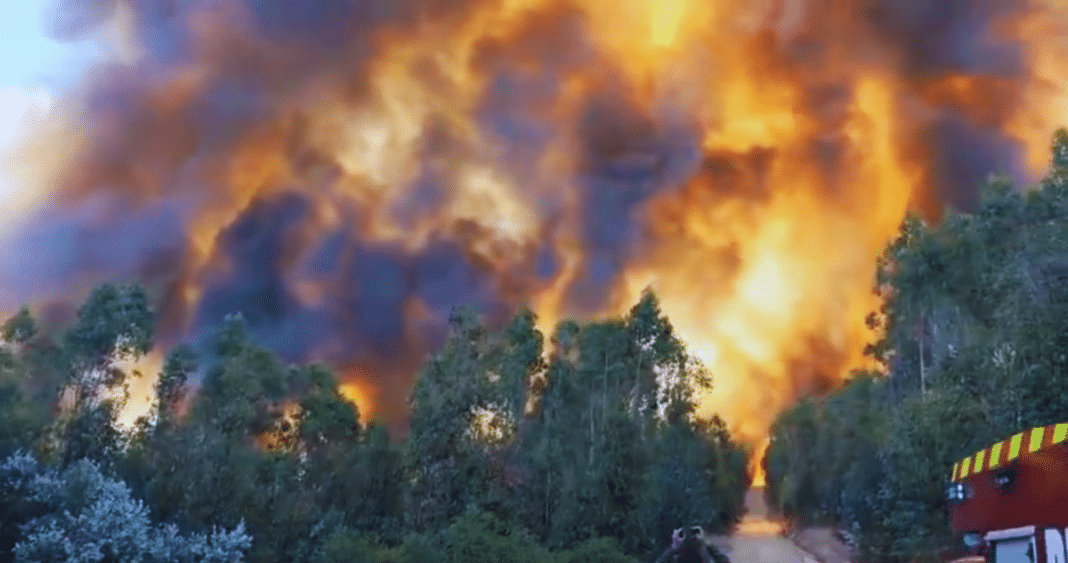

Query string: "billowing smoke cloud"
[[3, 0, 1067, 440]]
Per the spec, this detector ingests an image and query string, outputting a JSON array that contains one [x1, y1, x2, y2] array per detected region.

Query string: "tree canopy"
[[0, 285, 748, 563], [765, 129, 1068, 562]]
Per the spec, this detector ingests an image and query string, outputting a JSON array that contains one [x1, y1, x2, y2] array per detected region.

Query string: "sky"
[[0, 0, 100, 221]]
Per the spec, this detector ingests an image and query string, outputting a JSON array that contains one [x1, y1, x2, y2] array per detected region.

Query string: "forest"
[[0, 279, 749, 562], [6, 132, 1068, 563], [764, 130, 1068, 562]]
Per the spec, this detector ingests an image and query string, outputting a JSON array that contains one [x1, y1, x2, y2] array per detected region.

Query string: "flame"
[[340, 379, 378, 423], [115, 351, 165, 429], [5, 0, 1068, 480], [748, 439, 770, 489], [255, 401, 301, 451]]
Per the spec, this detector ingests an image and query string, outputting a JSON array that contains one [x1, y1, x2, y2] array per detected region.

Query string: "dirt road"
[[715, 534, 820, 563], [706, 489, 824, 563]]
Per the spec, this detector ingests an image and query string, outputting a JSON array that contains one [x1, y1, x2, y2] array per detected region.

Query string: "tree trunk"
[[919, 313, 927, 394]]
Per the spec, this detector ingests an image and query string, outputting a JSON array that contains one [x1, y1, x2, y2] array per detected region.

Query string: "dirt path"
[[711, 533, 821, 563], [704, 489, 828, 563], [789, 528, 855, 563]]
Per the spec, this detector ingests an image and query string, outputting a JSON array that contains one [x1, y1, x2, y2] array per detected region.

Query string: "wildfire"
[[340, 379, 378, 424], [115, 351, 165, 429], [4, 0, 1068, 472]]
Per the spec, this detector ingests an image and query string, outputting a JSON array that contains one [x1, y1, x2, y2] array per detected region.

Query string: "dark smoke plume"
[[1, 0, 1060, 433]]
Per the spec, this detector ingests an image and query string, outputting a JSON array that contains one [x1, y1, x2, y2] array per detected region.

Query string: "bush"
[[0, 452, 252, 563], [397, 533, 442, 563], [313, 528, 393, 563], [441, 510, 547, 563], [555, 537, 635, 563]]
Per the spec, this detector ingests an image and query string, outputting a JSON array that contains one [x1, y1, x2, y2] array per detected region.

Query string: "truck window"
[[1046, 529, 1067, 563], [995, 537, 1036, 563]]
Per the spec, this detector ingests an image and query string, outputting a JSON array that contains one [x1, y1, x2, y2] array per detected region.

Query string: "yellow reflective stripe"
[[951, 462, 959, 481], [960, 455, 972, 478], [1030, 426, 1046, 453], [1055, 423, 1068, 444], [989, 441, 1004, 470], [1009, 432, 1025, 460], [973, 450, 987, 473]]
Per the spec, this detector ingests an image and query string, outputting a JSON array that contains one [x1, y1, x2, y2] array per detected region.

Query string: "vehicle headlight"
[[946, 482, 970, 502]]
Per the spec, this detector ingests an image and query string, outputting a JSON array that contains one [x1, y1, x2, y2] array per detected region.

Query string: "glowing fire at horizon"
[[4, 0, 1068, 473]]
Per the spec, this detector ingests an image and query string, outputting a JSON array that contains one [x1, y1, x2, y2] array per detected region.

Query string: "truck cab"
[[947, 422, 1068, 563]]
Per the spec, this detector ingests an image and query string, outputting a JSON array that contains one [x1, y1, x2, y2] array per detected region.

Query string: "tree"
[[405, 308, 495, 531], [130, 316, 323, 563], [297, 365, 404, 538], [517, 292, 747, 555], [766, 131, 1068, 561], [0, 452, 251, 563], [1, 309, 37, 346], [0, 310, 50, 459], [156, 344, 198, 426], [63, 283, 153, 402], [438, 510, 545, 563], [56, 284, 155, 466]]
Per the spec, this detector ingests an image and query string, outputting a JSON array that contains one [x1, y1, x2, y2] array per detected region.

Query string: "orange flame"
[[5, 0, 1068, 480], [340, 379, 378, 424]]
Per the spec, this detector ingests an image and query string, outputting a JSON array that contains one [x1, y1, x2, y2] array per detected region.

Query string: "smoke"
[[3, 0, 1067, 440]]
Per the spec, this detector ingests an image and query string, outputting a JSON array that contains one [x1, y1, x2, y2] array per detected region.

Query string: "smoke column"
[[3, 0, 1068, 444]]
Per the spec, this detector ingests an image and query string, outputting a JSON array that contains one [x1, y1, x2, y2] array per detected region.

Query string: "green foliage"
[[156, 344, 197, 424], [1, 452, 251, 563], [555, 537, 634, 563], [394, 533, 441, 563], [124, 316, 405, 563], [0, 282, 748, 562], [440, 510, 546, 563], [0, 311, 51, 459], [1, 309, 37, 345], [767, 131, 1068, 561], [648, 415, 748, 543], [312, 529, 394, 563], [40, 283, 156, 466], [17, 129, 1068, 563], [192, 313, 292, 438], [405, 308, 497, 531], [64, 284, 154, 367], [511, 291, 748, 556], [62, 401, 126, 466]]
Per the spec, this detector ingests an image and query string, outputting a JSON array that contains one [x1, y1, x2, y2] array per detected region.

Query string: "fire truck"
[[946, 422, 1068, 563]]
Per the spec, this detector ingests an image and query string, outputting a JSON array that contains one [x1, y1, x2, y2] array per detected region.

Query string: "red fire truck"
[[946, 422, 1068, 563]]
